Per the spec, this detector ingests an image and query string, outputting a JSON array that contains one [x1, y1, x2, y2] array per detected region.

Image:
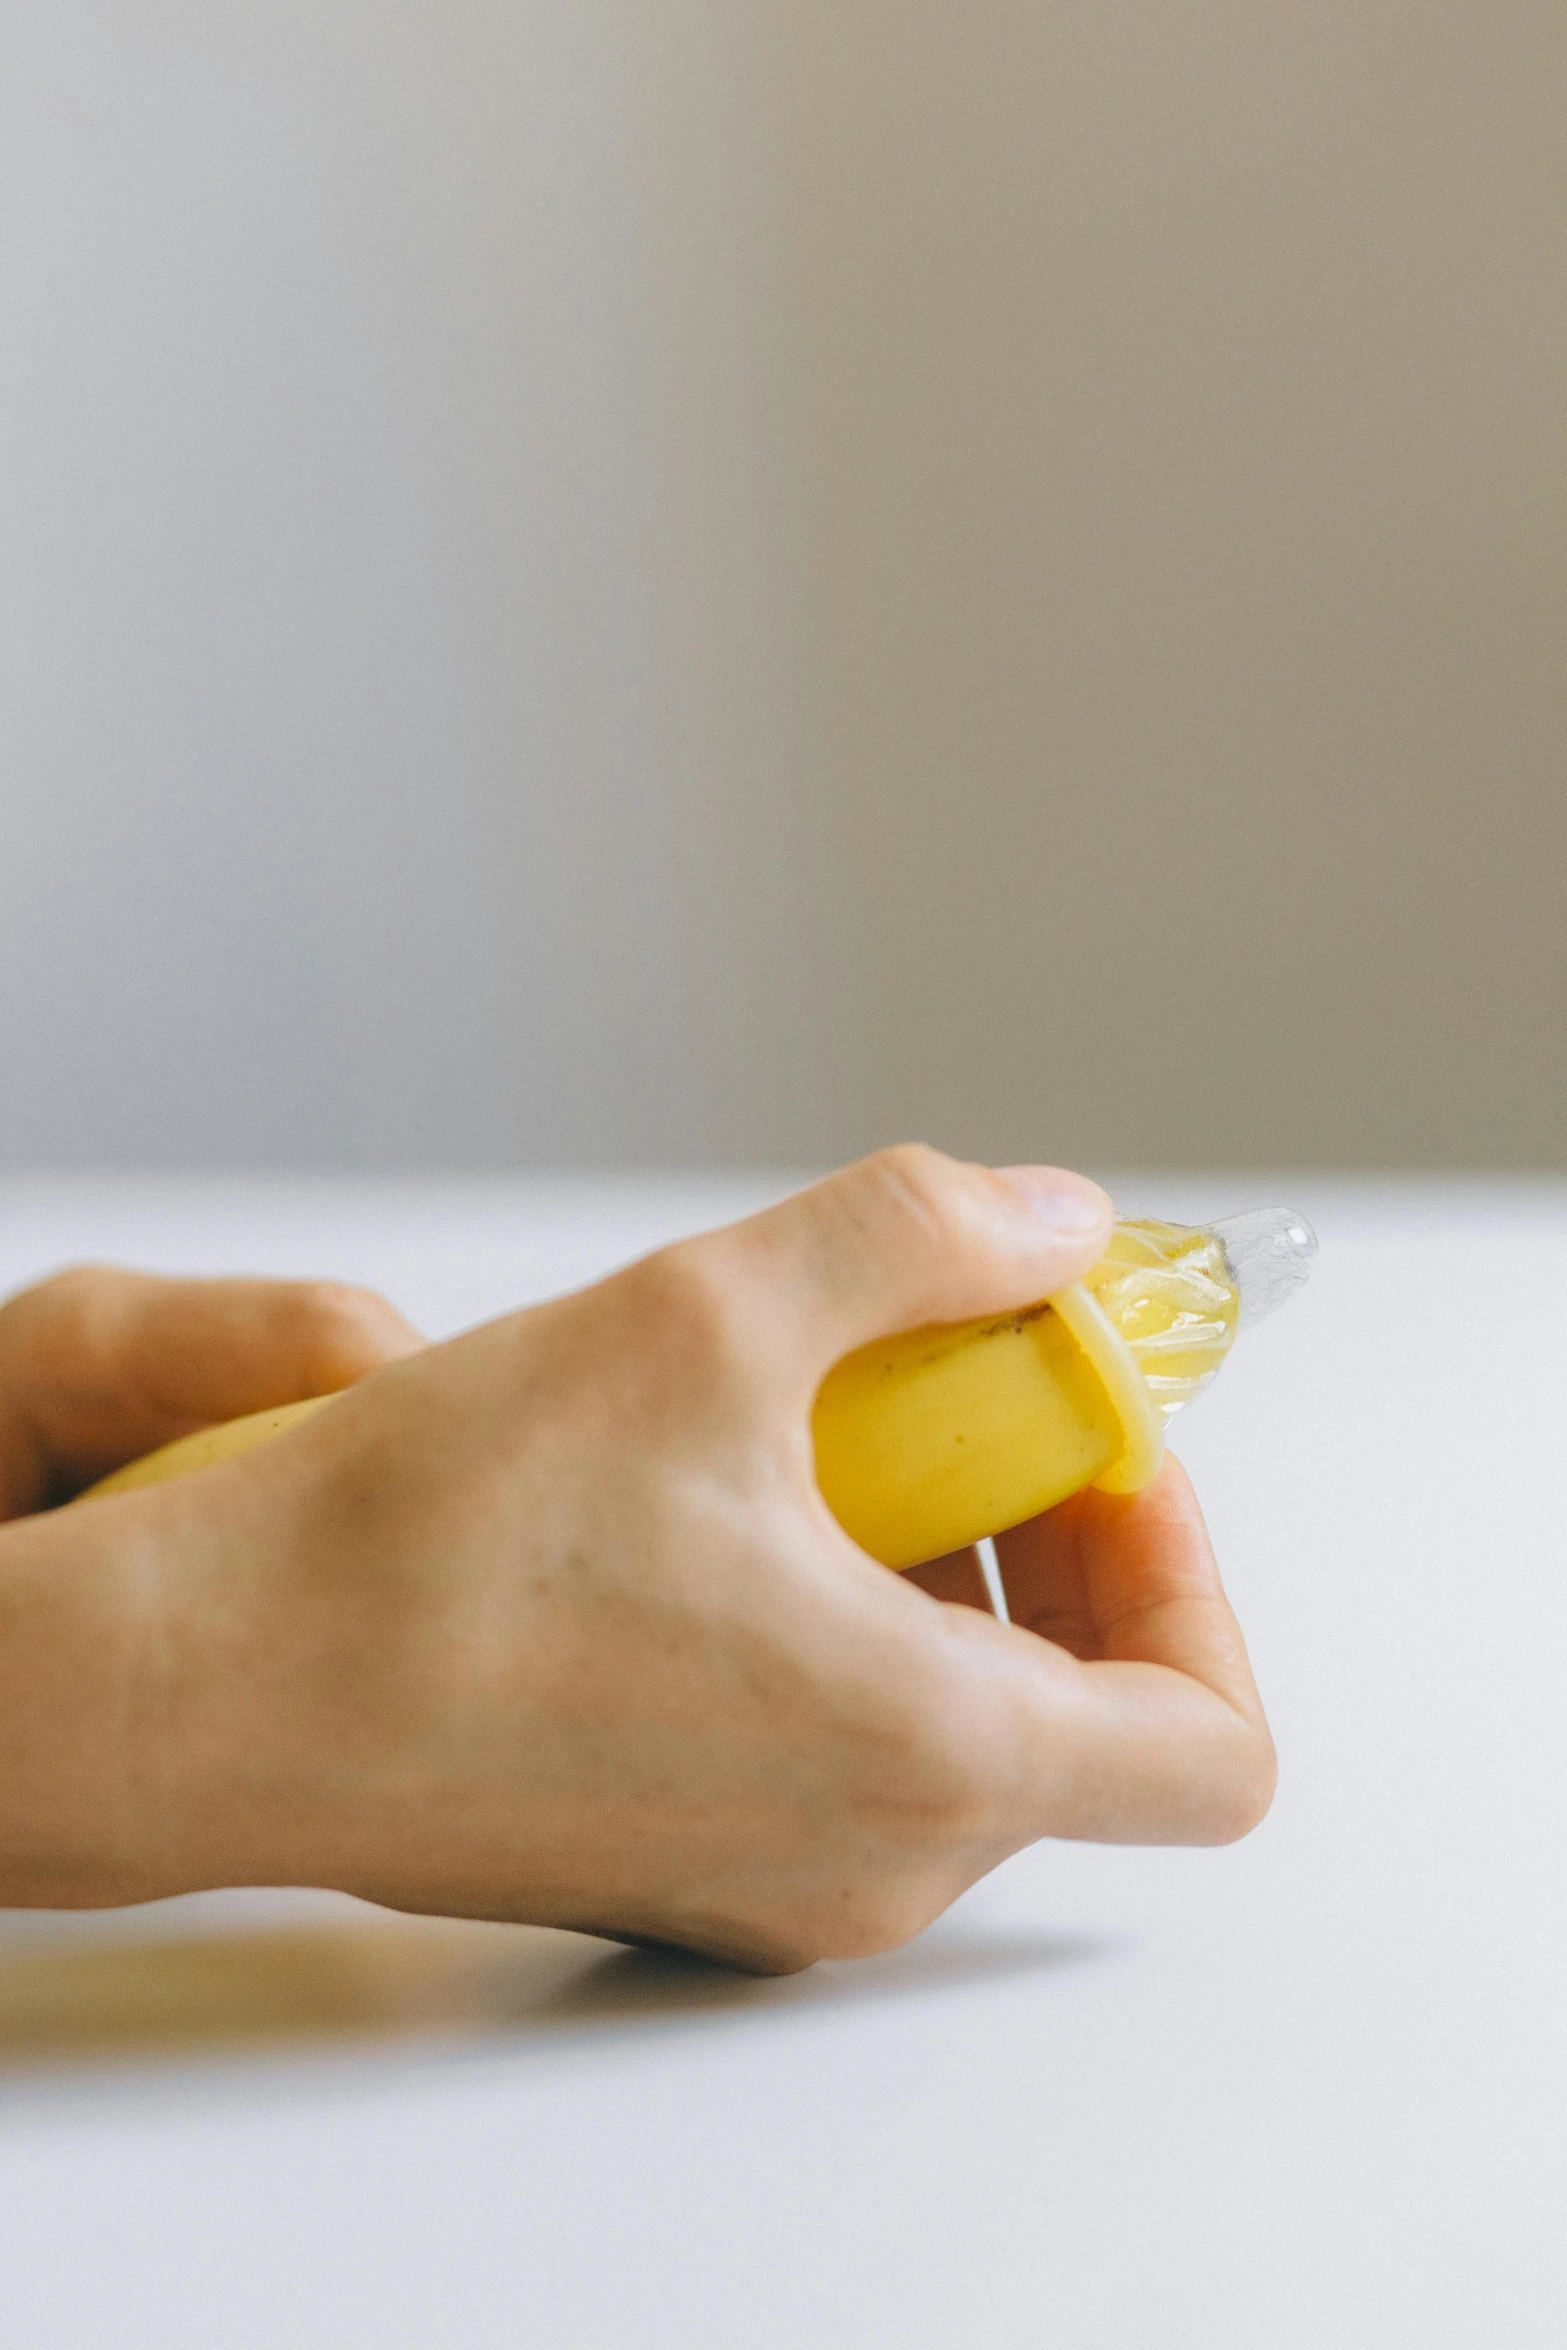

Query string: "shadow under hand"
[[531, 1923, 1112, 2031], [0, 1913, 1116, 2077]]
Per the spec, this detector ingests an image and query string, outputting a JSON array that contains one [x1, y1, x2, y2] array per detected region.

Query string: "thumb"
[[708, 1145, 1113, 1379]]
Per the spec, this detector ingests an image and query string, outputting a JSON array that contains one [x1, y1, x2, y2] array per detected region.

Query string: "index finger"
[[945, 1461, 1277, 1846], [995, 1458, 1264, 1715]]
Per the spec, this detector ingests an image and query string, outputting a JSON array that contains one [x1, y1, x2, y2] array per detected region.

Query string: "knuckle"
[[286, 1281, 409, 1377], [859, 1143, 964, 1239], [292, 1279, 393, 1334], [30, 1262, 122, 1318], [840, 1144, 1000, 1274], [621, 1241, 754, 1394], [7, 1263, 132, 1359]]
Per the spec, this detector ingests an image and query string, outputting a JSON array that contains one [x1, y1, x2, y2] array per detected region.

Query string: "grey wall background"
[[2, 3, 1563, 1172]]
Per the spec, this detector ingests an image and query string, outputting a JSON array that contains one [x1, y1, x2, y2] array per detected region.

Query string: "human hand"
[[0, 1151, 1274, 1962]]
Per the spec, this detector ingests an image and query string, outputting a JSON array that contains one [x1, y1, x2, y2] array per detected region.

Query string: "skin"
[[0, 1147, 1275, 1973]]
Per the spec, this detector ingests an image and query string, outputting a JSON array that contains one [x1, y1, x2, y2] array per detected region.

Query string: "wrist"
[[0, 1472, 328, 1909], [0, 1498, 207, 1907]]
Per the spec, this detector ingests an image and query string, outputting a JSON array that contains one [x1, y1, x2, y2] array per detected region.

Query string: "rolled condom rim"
[[1047, 1280, 1167, 1497]]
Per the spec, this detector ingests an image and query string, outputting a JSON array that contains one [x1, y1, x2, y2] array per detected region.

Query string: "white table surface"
[[0, 1173, 1562, 2349]]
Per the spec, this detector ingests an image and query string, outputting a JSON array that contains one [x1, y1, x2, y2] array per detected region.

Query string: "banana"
[[813, 1217, 1243, 1566], [81, 1394, 339, 1500]]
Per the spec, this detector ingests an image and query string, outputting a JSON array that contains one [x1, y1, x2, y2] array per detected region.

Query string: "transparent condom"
[[1214, 1208, 1320, 1332], [1082, 1206, 1318, 1421]]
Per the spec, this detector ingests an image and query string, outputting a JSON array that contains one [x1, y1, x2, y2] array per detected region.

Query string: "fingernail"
[[995, 1165, 1112, 1234]]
